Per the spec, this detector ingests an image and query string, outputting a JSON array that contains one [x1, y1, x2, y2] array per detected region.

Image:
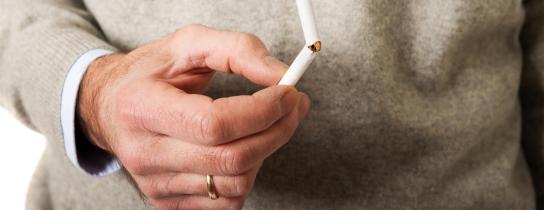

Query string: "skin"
[[77, 24, 311, 210]]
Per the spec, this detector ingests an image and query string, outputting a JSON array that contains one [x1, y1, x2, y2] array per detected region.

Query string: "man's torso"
[[35, 0, 535, 209]]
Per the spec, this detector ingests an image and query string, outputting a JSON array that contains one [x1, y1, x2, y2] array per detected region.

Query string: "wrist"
[[77, 53, 125, 151]]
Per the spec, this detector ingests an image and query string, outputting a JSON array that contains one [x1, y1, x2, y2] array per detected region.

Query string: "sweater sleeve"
[[519, 0, 544, 208], [0, 0, 118, 172]]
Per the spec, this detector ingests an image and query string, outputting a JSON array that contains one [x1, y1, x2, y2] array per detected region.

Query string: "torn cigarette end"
[[308, 41, 322, 53], [278, 46, 317, 86]]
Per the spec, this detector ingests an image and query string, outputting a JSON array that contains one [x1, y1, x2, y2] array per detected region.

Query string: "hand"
[[77, 24, 310, 210]]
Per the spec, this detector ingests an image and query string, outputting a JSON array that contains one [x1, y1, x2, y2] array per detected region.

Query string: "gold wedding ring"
[[206, 175, 219, 200]]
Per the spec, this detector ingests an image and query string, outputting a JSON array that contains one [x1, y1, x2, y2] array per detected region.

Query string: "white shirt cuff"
[[60, 49, 121, 176]]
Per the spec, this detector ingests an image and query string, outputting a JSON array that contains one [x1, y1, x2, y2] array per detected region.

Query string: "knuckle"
[[235, 32, 266, 51], [197, 111, 225, 144], [237, 33, 261, 46], [145, 176, 173, 198], [161, 175, 177, 197], [218, 147, 249, 175], [175, 198, 192, 210], [232, 33, 269, 72], [173, 24, 209, 41], [183, 24, 209, 32]]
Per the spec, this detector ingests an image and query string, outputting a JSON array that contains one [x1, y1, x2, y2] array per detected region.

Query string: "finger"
[[200, 86, 301, 145], [206, 166, 260, 197], [165, 68, 215, 94], [129, 93, 309, 176], [169, 24, 288, 86], [150, 195, 245, 210], [132, 84, 302, 146], [137, 163, 261, 199]]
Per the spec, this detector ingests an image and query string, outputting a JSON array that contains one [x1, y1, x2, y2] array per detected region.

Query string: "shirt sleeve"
[[61, 49, 121, 176]]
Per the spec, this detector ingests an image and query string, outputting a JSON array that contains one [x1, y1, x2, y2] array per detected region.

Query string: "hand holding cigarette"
[[78, 25, 310, 209], [278, 0, 321, 86], [76, 3, 317, 210]]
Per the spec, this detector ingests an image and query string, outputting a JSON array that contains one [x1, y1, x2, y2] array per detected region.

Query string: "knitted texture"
[[1, 0, 543, 209]]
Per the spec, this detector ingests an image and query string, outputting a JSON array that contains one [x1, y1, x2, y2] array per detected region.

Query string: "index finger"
[[170, 24, 289, 86]]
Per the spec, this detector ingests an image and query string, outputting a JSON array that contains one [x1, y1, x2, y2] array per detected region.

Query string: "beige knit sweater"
[[1, 0, 543, 209]]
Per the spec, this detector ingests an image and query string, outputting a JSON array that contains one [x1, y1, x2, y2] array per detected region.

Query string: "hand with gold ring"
[[77, 24, 311, 210]]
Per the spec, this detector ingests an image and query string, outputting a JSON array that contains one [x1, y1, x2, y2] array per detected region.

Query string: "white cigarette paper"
[[278, 0, 320, 86], [278, 47, 317, 86], [296, 0, 320, 45]]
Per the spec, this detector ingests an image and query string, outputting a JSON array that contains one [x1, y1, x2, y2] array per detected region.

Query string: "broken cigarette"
[[278, 47, 317, 86], [278, 0, 321, 86], [297, 0, 320, 46]]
